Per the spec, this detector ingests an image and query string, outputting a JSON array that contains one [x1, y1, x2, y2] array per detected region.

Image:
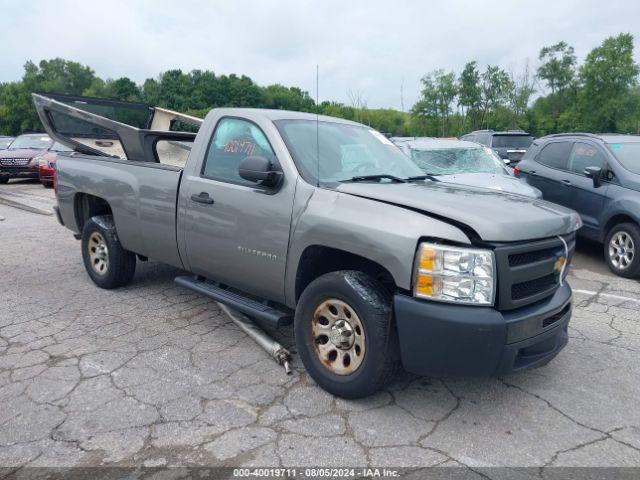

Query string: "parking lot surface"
[[1, 181, 640, 475]]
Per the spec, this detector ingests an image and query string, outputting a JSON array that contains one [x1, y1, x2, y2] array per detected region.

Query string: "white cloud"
[[1, 0, 639, 109]]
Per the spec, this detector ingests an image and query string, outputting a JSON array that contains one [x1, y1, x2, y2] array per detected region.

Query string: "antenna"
[[316, 64, 320, 188]]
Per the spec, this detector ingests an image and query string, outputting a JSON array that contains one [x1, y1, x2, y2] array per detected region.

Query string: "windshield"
[[9, 135, 52, 150], [410, 147, 508, 175], [491, 135, 534, 149], [0, 138, 13, 149], [608, 143, 640, 174], [275, 120, 423, 183]]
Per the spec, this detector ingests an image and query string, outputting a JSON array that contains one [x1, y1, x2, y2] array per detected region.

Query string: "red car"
[[0, 133, 53, 184], [36, 142, 73, 188]]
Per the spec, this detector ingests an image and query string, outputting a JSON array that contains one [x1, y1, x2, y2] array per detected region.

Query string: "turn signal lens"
[[418, 248, 439, 271]]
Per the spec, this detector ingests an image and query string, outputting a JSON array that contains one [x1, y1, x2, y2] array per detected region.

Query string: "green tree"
[[84, 77, 142, 101], [537, 42, 576, 94], [412, 70, 457, 136], [536, 42, 577, 132], [478, 65, 510, 129], [263, 84, 315, 111], [458, 61, 482, 131], [506, 64, 535, 130], [579, 33, 639, 132], [0, 58, 97, 135]]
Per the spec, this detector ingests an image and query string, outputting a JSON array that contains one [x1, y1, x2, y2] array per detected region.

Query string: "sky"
[[1, 0, 639, 110]]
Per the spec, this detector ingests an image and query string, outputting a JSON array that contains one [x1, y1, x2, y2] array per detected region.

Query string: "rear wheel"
[[294, 270, 399, 398], [604, 222, 640, 278], [81, 215, 136, 289], [0, 177, 9, 184]]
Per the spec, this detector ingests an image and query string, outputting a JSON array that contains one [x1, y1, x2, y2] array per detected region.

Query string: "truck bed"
[[56, 153, 184, 269]]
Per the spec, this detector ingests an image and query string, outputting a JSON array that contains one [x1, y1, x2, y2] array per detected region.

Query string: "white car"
[[392, 137, 542, 198]]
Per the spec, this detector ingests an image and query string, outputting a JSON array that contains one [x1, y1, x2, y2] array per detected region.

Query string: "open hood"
[[336, 181, 582, 242]]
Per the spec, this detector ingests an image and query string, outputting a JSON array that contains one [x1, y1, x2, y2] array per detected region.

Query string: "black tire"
[[294, 270, 400, 398], [0, 177, 9, 184], [604, 222, 640, 278], [81, 215, 136, 289]]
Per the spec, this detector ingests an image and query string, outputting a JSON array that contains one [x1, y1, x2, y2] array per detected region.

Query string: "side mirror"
[[238, 156, 282, 188], [584, 166, 602, 188]]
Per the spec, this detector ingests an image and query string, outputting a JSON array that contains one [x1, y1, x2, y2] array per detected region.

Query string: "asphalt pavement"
[[1, 180, 639, 477]]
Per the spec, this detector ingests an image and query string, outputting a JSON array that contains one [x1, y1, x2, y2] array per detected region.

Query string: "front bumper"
[[0, 167, 39, 179], [394, 282, 572, 377]]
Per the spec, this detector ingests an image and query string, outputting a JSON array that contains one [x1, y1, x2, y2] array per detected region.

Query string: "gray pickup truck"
[[34, 93, 581, 398]]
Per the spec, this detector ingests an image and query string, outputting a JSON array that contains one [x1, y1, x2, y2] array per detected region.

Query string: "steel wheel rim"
[[609, 232, 634, 270], [88, 232, 109, 276], [311, 298, 365, 375]]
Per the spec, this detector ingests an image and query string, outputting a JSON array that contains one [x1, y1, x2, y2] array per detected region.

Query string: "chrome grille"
[[493, 233, 575, 311], [0, 158, 30, 166]]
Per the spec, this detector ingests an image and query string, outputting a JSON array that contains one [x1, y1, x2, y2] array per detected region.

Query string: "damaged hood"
[[336, 181, 582, 242]]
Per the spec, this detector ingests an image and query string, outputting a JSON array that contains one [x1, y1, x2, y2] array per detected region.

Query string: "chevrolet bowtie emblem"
[[554, 256, 567, 273]]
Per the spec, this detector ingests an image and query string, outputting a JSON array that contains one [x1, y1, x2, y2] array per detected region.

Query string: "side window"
[[478, 134, 490, 146], [567, 142, 606, 175], [202, 118, 277, 184], [536, 142, 573, 170], [155, 139, 193, 168], [48, 110, 126, 159]]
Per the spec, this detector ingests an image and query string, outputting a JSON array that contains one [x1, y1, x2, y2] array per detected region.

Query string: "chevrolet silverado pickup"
[[33, 93, 582, 398]]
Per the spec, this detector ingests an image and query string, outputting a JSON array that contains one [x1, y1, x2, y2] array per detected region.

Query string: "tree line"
[[412, 33, 639, 137], [0, 33, 638, 138]]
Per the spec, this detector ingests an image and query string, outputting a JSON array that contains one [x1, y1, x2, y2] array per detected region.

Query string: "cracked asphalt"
[[1, 181, 640, 476]]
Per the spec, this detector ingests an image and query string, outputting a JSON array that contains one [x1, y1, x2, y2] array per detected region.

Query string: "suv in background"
[[461, 130, 534, 165], [515, 133, 640, 278]]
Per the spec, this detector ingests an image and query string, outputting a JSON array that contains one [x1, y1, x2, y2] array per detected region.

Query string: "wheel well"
[[295, 245, 397, 301], [74, 193, 113, 231], [604, 214, 637, 239]]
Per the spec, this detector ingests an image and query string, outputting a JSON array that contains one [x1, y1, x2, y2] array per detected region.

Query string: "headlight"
[[413, 242, 496, 306]]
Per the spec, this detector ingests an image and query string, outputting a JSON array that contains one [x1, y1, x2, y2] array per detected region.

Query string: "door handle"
[[190, 192, 214, 204], [561, 179, 572, 186], [529, 170, 537, 176]]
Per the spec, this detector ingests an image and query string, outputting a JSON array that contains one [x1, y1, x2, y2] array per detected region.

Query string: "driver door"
[[180, 117, 294, 303]]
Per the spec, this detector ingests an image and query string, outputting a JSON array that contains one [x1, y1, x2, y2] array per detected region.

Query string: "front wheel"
[[81, 215, 136, 289], [0, 177, 9, 184], [604, 222, 640, 278], [294, 271, 400, 398]]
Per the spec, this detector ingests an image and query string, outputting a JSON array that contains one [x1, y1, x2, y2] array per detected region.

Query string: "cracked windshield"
[[411, 147, 508, 175]]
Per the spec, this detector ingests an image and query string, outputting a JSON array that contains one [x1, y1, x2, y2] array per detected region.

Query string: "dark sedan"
[[0, 133, 52, 184]]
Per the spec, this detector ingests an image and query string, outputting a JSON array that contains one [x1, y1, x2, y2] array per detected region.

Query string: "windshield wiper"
[[405, 174, 440, 182], [343, 174, 407, 183]]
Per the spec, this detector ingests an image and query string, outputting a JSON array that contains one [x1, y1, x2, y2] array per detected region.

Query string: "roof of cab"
[[208, 107, 362, 125]]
